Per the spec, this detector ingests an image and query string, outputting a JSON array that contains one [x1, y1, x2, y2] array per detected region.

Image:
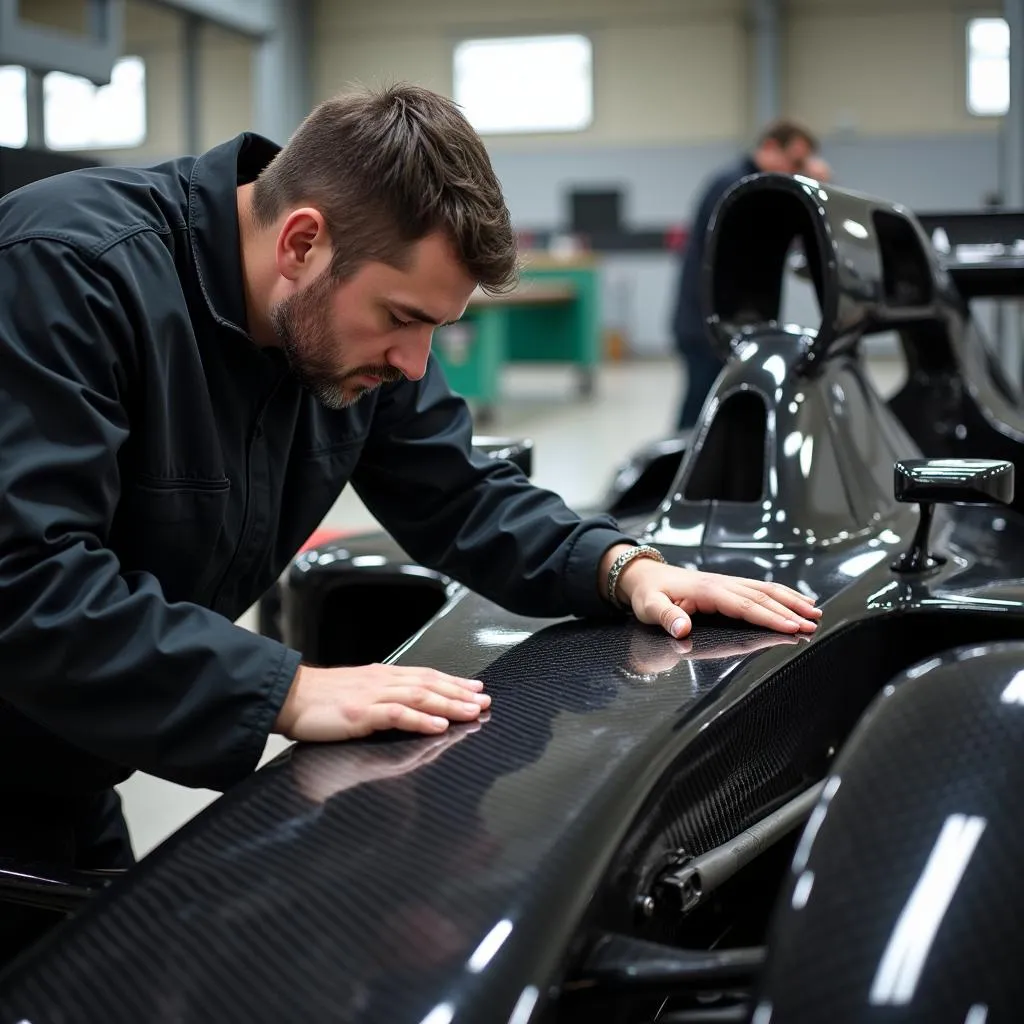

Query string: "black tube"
[[659, 780, 825, 913]]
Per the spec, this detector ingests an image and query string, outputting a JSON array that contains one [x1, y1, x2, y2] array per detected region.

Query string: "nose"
[[386, 328, 433, 382]]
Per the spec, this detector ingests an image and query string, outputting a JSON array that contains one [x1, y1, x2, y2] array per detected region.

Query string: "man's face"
[[270, 231, 477, 410], [759, 137, 814, 176]]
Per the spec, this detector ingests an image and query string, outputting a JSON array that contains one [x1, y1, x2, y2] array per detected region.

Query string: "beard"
[[270, 271, 403, 410]]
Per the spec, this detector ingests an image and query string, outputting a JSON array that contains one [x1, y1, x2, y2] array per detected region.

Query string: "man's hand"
[[274, 663, 491, 742], [600, 544, 822, 638]]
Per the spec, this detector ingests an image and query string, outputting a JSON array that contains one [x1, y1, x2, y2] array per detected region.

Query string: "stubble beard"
[[271, 274, 402, 410]]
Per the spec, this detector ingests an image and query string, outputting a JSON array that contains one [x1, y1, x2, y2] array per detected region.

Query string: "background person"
[[669, 118, 821, 433]]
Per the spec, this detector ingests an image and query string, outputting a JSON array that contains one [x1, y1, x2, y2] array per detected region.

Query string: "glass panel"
[[453, 34, 593, 135], [44, 56, 146, 150], [968, 18, 1010, 116], [0, 66, 28, 149]]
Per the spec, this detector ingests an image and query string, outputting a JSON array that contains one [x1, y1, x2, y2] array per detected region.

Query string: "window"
[[44, 55, 146, 150], [0, 66, 28, 148], [453, 34, 592, 135], [967, 17, 1009, 116]]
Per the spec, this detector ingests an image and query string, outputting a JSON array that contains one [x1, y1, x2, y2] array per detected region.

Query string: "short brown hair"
[[756, 118, 819, 153], [251, 82, 519, 293]]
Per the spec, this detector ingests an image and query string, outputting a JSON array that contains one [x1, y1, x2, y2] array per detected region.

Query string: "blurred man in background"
[[669, 119, 821, 433]]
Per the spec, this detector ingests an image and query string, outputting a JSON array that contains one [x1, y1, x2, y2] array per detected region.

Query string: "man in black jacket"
[[669, 119, 820, 432], [0, 85, 820, 910]]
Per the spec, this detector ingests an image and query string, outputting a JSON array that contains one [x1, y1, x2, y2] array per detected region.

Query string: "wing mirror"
[[891, 458, 1014, 573]]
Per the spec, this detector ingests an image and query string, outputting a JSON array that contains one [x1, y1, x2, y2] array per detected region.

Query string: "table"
[[432, 259, 602, 423]]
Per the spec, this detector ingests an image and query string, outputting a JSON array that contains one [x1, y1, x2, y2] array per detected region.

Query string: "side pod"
[[752, 640, 1024, 1023]]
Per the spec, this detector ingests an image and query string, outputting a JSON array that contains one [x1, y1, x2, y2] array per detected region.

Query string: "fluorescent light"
[[870, 814, 986, 1005], [467, 919, 513, 972]]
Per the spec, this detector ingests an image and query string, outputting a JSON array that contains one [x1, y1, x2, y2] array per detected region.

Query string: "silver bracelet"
[[606, 544, 667, 611]]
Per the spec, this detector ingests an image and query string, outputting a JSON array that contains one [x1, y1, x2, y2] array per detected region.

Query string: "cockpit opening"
[[684, 390, 768, 503], [708, 189, 824, 339]]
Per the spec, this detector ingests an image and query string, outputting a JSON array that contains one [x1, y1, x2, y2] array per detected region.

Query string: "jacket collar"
[[187, 132, 281, 338]]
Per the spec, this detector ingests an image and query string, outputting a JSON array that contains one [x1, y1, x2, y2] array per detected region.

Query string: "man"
[[0, 84, 821, 933], [669, 119, 821, 432]]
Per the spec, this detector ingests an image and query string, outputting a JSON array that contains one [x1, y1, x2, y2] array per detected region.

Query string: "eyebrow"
[[391, 301, 460, 327]]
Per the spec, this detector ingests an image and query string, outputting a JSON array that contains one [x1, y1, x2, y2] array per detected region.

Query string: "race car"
[[3, 172, 1024, 1024]]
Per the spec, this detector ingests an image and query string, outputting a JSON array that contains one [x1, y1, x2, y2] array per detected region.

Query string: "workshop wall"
[[309, 0, 1008, 353], [196, 22, 253, 152], [785, 0, 1000, 138], [313, 0, 750, 147], [12, 0, 1012, 353]]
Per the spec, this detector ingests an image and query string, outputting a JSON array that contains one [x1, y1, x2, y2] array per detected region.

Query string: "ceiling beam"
[[146, 0, 274, 37], [0, 0, 124, 84]]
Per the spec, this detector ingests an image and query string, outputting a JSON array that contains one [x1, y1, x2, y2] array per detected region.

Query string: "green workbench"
[[432, 258, 602, 423]]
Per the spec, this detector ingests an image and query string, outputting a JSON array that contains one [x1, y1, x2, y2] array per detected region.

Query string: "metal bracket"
[[0, 0, 124, 85]]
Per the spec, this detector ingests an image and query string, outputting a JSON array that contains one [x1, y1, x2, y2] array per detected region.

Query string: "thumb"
[[640, 592, 692, 638]]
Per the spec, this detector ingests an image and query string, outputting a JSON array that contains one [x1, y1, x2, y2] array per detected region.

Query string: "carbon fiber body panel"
[[754, 641, 1024, 1023]]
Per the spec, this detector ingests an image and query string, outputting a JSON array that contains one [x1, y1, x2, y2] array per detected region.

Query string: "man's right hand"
[[273, 663, 491, 742]]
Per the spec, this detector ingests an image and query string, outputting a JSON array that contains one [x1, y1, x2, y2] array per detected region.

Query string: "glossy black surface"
[[753, 641, 1024, 1022], [601, 434, 691, 521], [644, 329, 921, 568], [893, 457, 1014, 507], [5, 175, 1024, 1022], [704, 173, 941, 370], [466, 436, 535, 479]]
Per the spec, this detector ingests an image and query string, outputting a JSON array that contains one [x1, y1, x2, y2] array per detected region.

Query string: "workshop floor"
[[117, 353, 907, 857]]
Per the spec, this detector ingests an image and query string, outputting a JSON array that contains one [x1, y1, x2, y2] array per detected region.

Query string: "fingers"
[[745, 579, 822, 620], [382, 684, 490, 723], [360, 688, 492, 738], [709, 584, 816, 633], [640, 592, 693, 638], [387, 666, 485, 692], [362, 703, 454, 736], [387, 672, 491, 706], [634, 570, 822, 638]]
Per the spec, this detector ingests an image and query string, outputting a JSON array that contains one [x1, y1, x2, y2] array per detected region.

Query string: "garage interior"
[[1, 0, 1021, 857]]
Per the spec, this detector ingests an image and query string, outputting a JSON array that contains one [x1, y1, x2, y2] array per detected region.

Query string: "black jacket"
[[0, 133, 633, 797], [670, 155, 759, 347]]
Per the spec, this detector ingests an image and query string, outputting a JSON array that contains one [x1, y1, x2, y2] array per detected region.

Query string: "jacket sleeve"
[[0, 239, 299, 792], [350, 354, 637, 619]]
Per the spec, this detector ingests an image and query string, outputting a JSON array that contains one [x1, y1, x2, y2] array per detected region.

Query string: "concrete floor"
[[117, 352, 907, 857]]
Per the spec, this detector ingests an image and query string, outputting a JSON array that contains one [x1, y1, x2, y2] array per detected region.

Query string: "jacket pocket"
[[110, 477, 232, 605]]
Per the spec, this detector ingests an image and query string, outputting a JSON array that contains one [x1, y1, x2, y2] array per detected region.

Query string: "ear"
[[275, 207, 332, 282]]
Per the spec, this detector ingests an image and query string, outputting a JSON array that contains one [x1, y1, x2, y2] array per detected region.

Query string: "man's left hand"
[[601, 544, 822, 638]]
